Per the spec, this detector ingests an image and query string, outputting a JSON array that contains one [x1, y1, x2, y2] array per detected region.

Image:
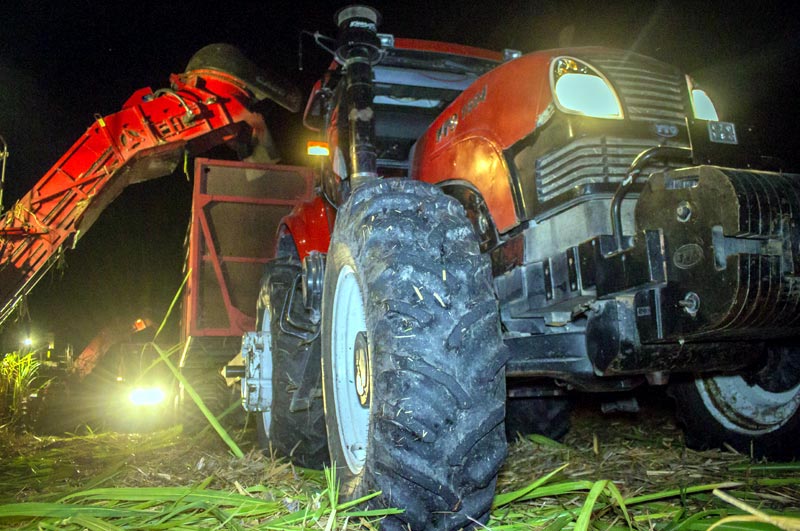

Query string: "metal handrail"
[[609, 145, 693, 252]]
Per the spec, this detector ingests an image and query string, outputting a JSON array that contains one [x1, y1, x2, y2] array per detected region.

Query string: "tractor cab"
[[303, 38, 501, 201]]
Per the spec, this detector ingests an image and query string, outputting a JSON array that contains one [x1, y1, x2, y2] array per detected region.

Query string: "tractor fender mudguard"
[[415, 134, 519, 233], [438, 181, 499, 253], [280, 195, 334, 261]]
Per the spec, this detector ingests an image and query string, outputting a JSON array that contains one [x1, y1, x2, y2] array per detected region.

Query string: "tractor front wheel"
[[670, 345, 800, 460], [322, 179, 506, 530]]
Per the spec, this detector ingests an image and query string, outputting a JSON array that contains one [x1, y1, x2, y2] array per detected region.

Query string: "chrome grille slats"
[[580, 50, 689, 125], [533, 49, 691, 206], [535, 137, 685, 202]]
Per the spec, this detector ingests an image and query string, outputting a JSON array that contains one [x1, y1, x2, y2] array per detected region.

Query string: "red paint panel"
[[414, 52, 554, 233], [282, 195, 334, 261], [392, 38, 502, 61]]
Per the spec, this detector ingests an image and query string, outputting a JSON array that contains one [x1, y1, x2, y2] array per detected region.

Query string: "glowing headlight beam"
[[129, 387, 166, 407], [691, 89, 719, 121], [551, 57, 623, 119], [555, 73, 623, 118]]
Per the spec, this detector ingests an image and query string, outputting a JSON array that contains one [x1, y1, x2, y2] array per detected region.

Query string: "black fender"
[[439, 180, 500, 253]]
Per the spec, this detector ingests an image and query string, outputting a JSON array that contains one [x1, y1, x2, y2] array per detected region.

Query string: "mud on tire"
[[322, 179, 507, 530], [256, 259, 328, 469]]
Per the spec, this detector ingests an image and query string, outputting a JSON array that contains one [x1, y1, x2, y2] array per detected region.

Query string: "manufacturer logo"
[[436, 114, 459, 143], [653, 123, 679, 138], [461, 85, 487, 119], [436, 86, 488, 143], [348, 20, 377, 32], [673, 243, 704, 269]]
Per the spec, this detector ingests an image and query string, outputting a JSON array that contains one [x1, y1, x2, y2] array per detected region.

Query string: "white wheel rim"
[[331, 265, 370, 475], [696, 375, 800, 435], [260, 306, 273, 434]]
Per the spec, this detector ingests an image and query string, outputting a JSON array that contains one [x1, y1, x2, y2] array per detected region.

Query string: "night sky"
[[1, 0, 798, 352]]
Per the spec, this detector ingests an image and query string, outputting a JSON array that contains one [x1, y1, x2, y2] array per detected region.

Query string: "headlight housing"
[[550, 57, 623, 119]]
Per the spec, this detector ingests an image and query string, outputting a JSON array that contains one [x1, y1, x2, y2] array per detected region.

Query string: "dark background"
[[0, 0, 798, 352]]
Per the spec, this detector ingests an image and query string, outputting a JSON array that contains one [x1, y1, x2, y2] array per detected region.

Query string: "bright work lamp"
[[129, 387, 166, 407], [551, 57, 623, 119]]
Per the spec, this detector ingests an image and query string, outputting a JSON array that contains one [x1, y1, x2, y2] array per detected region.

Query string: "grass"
[[0, 351, 48, 429], [0, 403, 797, 530]]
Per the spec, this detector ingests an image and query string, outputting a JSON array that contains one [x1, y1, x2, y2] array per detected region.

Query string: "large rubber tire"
[[256, 259, 328, 469], [505, 396, 571, 442], [670, 373, 800, 460], [322, 179, 507, 531]]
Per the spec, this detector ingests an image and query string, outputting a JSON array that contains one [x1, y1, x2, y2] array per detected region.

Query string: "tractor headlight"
[[690, 88, 719, 121], [687, 76, 719, 121], [551, 57, 623, 119], [129, 387, 166, 407]]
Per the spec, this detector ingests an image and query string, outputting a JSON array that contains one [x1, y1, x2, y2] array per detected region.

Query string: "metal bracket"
[[240, 330, 272, 412]]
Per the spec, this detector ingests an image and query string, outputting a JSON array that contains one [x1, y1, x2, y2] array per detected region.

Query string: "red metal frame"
[[0, 69, 266, 325], [184, 158, 314, 338], [392, 38, 503, 61]]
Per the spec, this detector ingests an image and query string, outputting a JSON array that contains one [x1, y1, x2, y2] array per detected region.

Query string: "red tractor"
[[1, 5, 798, 530], [239, 6, 800, 529]]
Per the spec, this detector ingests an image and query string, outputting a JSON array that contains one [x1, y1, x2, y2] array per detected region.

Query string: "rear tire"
[[179, 368, 233, 434], [256, 259, 328, 469], [670, 372, 800, 460], [322, 179, 506, 530]]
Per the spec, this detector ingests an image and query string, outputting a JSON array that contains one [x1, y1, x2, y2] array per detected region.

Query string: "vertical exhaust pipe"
[[334, 5, 382, 189]]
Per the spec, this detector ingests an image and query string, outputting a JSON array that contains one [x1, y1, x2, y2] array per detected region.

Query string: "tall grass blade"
[[154, 269, 190, 343], [493, 463, 569, 508], [625, 482, 742, 506], [575, 480, 610, 531], [150, 342, 244, 458]]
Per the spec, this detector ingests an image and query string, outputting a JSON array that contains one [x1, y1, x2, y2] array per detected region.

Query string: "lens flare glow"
[[129, 387, 166, 407]]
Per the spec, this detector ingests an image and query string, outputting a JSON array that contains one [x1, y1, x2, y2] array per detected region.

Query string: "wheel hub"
[[698, 375, 800, 434], [354, 331, 370, 407]]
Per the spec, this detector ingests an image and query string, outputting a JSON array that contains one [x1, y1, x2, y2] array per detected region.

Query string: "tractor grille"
[[535, 136, 687, 203], [534, 50, 691, 206], [584, 50, 689, 125]]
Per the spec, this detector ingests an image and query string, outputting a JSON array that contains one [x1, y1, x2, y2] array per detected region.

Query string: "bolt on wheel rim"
[[331, 265, 370, 474]]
